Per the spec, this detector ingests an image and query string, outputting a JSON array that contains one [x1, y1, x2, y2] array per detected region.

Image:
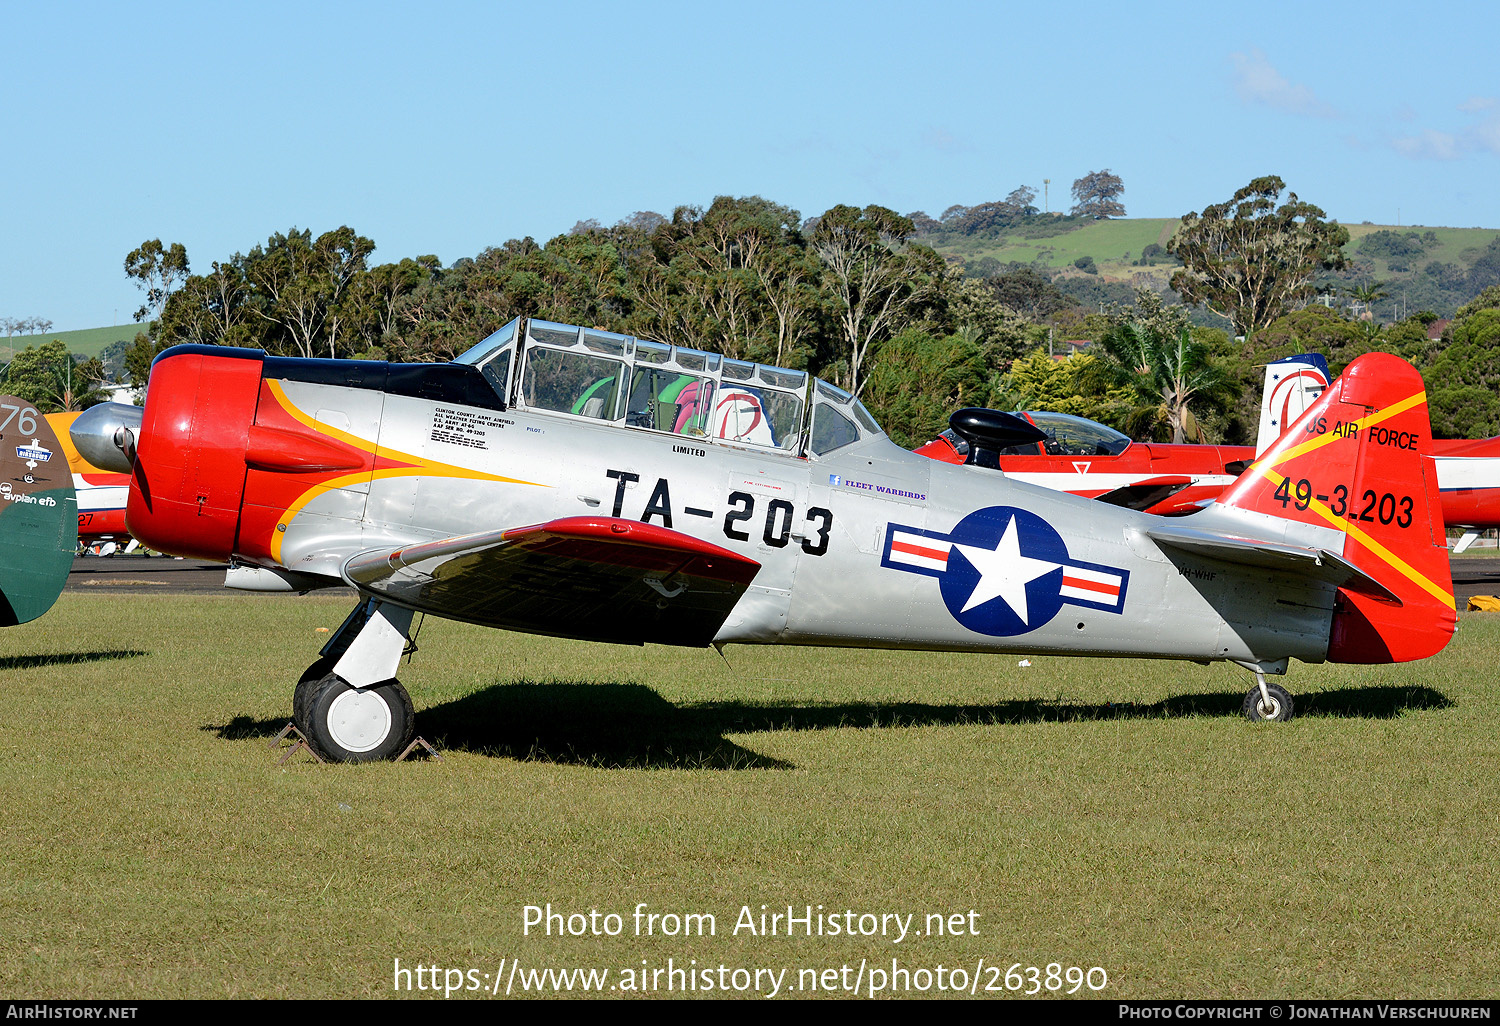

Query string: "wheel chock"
[[396, 736, 444, 762], [268, 721, 326, 764]]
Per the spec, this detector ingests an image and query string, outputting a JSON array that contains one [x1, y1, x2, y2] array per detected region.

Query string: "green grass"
[[926, 219, 1500, 293], [1, 324, 140, 362], [933, 217, 1179, 277], [2, 594, 1498, 998]]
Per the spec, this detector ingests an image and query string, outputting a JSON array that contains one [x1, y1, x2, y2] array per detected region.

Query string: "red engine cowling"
[[125, 348, 265, 560]]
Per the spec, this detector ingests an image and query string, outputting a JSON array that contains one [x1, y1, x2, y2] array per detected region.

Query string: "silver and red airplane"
[[73, 319, 1457, 761], [915, 354, 1500, 548]]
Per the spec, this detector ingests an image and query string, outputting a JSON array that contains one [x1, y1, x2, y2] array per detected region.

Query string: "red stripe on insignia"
[[892, 539, 948, 562], [1062, 575, 1119, 596]]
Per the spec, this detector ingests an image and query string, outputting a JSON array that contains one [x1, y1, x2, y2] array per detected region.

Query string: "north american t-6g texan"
[[73, 318, 1457, 761]]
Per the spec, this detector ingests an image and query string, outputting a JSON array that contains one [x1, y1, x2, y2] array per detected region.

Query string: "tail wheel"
[[1242, 681, 1295, 722], [304, 673, 415, 762]]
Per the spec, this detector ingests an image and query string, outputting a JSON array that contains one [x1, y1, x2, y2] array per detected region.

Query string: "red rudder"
[[1216, 353, 1455, 663]]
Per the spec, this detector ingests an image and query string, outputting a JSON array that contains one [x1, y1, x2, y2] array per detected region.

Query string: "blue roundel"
[[937, 506, 1068, 636]]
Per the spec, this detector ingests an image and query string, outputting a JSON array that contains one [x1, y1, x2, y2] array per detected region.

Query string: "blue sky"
[[3, 0, 1497, 331]]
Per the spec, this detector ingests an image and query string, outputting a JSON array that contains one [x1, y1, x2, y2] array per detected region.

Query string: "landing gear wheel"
[[292, 657, 336, 733], [1242, 681, 1294, 722], [304, 674, 415, 762]]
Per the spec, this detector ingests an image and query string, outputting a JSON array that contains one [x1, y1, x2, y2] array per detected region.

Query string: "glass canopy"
[[455, 318, 884, 457]]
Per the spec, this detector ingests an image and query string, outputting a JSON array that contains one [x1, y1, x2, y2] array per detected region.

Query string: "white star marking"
[[952, 516, 1060, 623]]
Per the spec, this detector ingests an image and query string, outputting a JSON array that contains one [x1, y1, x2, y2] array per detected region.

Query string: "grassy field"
[[925, 219, 1500, 289], [1, 324, 139, 363], [1342, 224, 1500, 280], [2, 593, 1497, 999]]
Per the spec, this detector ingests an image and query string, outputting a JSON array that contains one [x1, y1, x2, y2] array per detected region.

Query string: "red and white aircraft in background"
[[47, 412, 135, 554], [916, 354, 1500, 550]]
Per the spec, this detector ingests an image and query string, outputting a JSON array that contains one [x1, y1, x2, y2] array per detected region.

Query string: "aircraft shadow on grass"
[[0, 649, 147, 671], [204, 679, 1453, 771]]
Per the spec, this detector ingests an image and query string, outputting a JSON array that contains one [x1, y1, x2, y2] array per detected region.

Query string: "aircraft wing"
[[1144, 522, 1401, 604], [341, 517, 762, 646], [1093, 475, 1192, 511]]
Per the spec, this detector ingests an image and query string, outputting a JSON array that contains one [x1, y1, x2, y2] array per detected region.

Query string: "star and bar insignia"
[[882, 506, 1130, 637]]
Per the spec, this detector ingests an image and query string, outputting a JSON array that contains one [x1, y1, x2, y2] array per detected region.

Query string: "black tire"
[[292, 657, 336, 733], [303, 673, 415, 763], [1243, 681, 1295, 722]]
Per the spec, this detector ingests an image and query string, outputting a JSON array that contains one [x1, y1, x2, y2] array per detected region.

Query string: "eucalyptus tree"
[[124, 239, 190, 322], [810, 204, 944, 397], [1168, 176, 1350, 338], [627, 196, 816, 367]]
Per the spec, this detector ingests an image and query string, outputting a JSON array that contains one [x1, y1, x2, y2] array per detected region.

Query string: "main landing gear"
[[294, 599, 416, 762], [1241, 665, 1295, 722]]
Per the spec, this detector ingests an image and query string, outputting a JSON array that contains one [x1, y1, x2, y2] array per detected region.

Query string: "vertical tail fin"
[[1219, 352, 1455, 663], [1255, 353, 1331, 456]]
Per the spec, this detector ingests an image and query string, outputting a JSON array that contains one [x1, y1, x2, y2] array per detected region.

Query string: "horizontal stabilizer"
[[1146, 522, 1400, 603], [343, 517, 761, 646]]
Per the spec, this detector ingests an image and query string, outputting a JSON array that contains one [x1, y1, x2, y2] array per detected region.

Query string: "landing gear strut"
[[1242, 668, 1295, 722], [295, 598, 417, 762]]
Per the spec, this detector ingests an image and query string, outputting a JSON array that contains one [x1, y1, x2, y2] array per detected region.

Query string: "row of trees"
[[2, 317, 55, 346], [911, 170, 1128, 237], [12, 174, 1497, 446], [127, 200, 964, 400]]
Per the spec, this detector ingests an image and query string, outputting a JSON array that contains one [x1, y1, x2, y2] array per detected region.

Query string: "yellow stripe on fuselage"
[[1243, 390, 1428, 483], [1259, 466, 1453, 608], [265, 379, 548, 564]]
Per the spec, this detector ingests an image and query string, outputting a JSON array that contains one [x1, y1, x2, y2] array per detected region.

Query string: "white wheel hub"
[[326, 687, 393, 753]]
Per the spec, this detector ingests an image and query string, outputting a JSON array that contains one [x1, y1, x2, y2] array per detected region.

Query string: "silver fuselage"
[[266, 376, 1335, 667]]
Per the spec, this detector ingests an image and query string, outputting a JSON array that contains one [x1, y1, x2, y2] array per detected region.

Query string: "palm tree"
[[1097, 322, 1234, 443], [44, 358, 109, 412], [1346, 279, 1390, 321]]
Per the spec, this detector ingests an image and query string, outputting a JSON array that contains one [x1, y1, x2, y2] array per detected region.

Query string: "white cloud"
[[1392, 129, 1464, 161], [1230, 49, 1338, 118], [1473, 117, 1500, 154], [1389, 104, 1500, 161], [920, 127, 970, 154]]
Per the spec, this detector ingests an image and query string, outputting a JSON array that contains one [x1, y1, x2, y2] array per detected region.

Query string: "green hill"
[[0, 323, 141, 363], [922, 218, 1500, 320], [934, 216, 1179, 274], [1342, 223, 1498, 276]]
